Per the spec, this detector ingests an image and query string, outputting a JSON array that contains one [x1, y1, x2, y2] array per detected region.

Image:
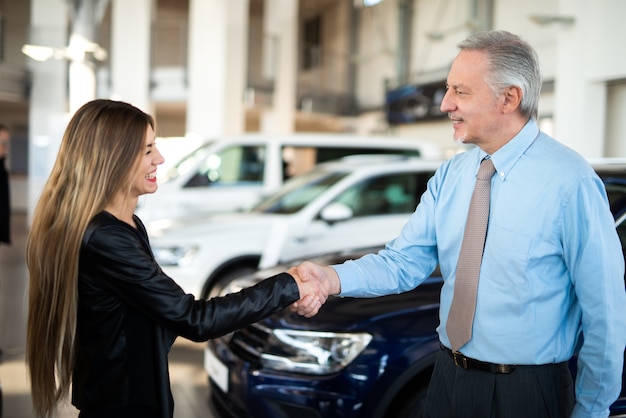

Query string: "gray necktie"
[[447, 158, 496, 352]]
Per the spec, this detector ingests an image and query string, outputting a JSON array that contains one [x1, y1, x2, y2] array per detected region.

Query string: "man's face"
[[440, 49, 504, 148], [0, 129, 9, 159]]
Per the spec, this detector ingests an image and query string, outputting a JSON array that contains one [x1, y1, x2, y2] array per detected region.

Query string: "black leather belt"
[[441, 344, 516, 374]]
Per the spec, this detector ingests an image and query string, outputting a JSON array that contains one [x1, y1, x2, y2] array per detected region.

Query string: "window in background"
[[302, 15, 322, 70]]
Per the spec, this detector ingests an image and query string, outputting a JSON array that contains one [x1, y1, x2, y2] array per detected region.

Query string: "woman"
[[26, 99, 324, 418]]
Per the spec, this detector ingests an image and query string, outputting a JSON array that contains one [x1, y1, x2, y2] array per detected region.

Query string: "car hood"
[[263, 277, 443, 332], [146, 211, 283, 240]]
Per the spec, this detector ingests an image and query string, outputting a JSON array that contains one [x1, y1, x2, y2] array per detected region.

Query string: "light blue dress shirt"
[[333, 120, 626, 418]]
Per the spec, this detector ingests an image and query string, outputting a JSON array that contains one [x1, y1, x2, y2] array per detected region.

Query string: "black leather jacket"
[[72, 212, 299, 417]]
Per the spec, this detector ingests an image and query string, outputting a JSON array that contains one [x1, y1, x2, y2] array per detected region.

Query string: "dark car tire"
[[393, 384, 428, 418]]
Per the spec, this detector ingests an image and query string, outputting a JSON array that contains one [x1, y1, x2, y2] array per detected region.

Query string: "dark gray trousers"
[[424, 349, 575, 418]]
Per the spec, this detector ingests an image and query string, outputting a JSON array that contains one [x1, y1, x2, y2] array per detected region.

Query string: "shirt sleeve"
[[564, 176, 626, 417], [82, 223, 300, 341]]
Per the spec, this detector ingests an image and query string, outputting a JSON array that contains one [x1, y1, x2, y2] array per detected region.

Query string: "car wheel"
[[394, 383, 428, 418], [204, 266, 257, 300]]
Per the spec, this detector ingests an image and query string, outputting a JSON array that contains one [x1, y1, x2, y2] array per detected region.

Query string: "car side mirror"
[[320, 202, 353, 224]]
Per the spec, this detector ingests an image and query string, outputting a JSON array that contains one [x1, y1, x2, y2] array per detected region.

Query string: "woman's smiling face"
[[131, 124, 164, 198]]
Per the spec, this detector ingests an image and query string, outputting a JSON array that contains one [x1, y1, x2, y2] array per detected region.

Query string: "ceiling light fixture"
[[528, 14, 576, 26], [22, 39, 107, 63], [354, 0, 384, 8]]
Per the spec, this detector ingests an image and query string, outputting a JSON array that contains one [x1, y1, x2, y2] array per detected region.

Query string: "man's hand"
[[288, 262, 341, 317], [287, 265, 327, 317]]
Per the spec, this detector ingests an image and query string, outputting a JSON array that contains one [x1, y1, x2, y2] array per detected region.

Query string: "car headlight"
[[152, 245, 198, 266], [260, 329, 372, 375]]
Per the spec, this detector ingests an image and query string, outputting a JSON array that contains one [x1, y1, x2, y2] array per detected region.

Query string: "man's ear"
[[501, 85, 522, 114]]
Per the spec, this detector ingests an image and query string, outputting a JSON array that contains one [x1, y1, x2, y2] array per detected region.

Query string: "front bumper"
[[205, 337, 378, 418]]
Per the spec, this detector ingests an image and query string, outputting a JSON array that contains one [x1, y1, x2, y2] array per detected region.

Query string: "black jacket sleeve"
[[79, 213, 301, 341]]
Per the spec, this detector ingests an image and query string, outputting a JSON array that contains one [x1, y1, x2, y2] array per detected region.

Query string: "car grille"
[[228, 322, 272, 365]]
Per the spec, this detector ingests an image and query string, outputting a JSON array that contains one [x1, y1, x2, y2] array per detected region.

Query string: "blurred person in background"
[[0, 123, 9, 359], [0, 123, 10, 246], [26, 99, 325, 418]]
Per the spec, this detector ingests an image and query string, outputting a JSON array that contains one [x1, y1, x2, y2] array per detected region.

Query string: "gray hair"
[[458, 30, 541, 120]]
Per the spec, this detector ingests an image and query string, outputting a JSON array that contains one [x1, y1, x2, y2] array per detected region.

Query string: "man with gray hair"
[[292, 30, 626, 417]]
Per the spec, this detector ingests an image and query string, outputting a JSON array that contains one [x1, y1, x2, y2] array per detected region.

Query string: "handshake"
[[286, 261, 342, 318]]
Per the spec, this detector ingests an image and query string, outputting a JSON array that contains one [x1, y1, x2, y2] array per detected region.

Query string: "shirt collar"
[[488, 119, 540, 181]]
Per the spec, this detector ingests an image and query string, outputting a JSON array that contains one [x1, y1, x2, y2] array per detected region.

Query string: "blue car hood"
[[263, 277, 443, 333]]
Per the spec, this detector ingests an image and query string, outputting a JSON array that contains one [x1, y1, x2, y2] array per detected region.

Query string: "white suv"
[[148, 156, 443, 298], [136, 133, 441, 223]]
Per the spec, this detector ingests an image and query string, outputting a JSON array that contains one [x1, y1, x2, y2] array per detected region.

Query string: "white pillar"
[[186, 0, 249, 138], [27, 0, 68, 223], [68, 0, 97, 113], [551, 0, 626, 157], [110, 0, 153, 113], [260, 0, 298, 134], [552, 0, 600, 157], [224, 1, 250, 135]]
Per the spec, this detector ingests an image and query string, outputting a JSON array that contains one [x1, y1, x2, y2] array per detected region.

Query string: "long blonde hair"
[[26, 99, 155, 417]]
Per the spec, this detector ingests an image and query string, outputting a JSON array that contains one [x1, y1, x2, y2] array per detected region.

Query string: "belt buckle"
[[496, 364, 514, 374], [452, 351, 467, 368]]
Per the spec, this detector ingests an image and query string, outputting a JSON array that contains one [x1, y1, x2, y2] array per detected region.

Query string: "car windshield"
[[251, 169, 349, 214], [159, 141, 216, 183]]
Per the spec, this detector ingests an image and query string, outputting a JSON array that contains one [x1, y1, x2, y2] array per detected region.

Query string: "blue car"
[[205, 176, 626, 418]]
